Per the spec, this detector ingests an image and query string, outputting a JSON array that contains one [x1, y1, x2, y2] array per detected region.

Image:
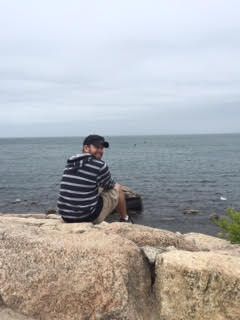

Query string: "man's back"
[[57, 153, 115, 222]]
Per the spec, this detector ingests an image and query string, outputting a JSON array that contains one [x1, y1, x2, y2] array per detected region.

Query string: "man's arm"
[[97, 162, 116, 190]]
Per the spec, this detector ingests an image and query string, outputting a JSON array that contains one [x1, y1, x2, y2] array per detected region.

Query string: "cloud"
[[0, 0, 240, 136]]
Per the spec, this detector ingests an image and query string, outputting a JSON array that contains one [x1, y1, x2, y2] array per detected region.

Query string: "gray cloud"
[[0, 0, 240, 137]]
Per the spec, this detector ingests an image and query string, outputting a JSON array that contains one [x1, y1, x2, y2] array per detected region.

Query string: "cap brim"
[[103, 141, 109, 148], [92, 141, 109, 148]]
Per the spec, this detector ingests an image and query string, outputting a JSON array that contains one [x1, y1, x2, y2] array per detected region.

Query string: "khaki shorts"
[[93, 187, 119, 224]]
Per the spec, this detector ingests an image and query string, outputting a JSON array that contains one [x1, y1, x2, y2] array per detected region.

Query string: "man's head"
[[82, 134, 109, 160]]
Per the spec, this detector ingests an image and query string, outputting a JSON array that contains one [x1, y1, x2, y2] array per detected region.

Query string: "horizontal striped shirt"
[[57, 153, 115, 221]]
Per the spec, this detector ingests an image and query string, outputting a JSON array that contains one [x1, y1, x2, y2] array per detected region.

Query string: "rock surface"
[[184, 232, 240, 256], [0, 213, 239, 320], [0, 307, 35, 320], [96, 222, 198, 251], [155, 251, 240, 320]]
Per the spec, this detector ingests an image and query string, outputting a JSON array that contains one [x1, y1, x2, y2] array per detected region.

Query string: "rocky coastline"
[[0, 213, 239, 320]]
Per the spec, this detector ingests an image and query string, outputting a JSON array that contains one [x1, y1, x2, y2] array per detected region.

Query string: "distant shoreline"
[[0, 132, 240, 139]]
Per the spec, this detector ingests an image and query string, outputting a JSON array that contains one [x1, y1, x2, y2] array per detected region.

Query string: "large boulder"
[[99, 222, 197, 251], [184, 232, 232, 250], [155, 250, 240, 320], [0, 218, 156, 320], [0, 307, 35, 320], [184, 232, 240, 256], [0, 213, 239, 320]]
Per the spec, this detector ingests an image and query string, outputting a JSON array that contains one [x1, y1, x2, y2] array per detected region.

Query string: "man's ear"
[[83, 145, 90, 153]]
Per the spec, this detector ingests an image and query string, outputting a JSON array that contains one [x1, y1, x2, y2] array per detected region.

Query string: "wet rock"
[[122, 185, 143, 211], [46, 209, 57, 215], [209, 212, 220, 220], [12, 198, 21, 204], [183, 208, 199, 215]]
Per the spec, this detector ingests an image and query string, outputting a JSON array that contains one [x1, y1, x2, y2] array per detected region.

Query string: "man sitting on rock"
[[57, 134, 132, 223]]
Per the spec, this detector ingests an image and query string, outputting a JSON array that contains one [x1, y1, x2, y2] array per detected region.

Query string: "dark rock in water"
[[12, 198, 21, 204], [122, 186, 143, 212], [46, 209, 57, 215], [209, 213, 220, 220], [183, 208, 199, 215]]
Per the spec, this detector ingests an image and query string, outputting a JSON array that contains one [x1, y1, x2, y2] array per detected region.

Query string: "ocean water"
[[0, 134, 239, 236]]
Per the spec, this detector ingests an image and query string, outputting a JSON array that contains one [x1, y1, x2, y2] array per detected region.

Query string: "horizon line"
[[0, 132, 240, 139]]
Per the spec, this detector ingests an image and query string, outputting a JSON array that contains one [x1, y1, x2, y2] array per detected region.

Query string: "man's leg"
[[93, 188, 119, 224], [114, 184, 128, 219], [93, 184, 131, 224]]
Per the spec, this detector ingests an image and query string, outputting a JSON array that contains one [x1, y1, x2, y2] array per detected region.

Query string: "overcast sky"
[[0, 0, 240, 137]]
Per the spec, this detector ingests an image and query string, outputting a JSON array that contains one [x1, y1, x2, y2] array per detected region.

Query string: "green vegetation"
[[213, 208, 240, 244]]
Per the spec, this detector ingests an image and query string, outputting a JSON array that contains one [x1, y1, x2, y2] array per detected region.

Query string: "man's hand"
[[114, 183, 121, 191]]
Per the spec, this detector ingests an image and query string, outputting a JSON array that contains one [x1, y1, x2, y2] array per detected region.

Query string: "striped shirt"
[[57, 153, 116, 222]]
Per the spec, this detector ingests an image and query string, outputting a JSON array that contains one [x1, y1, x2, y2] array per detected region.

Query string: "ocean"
[[0, 133, 239, 236]]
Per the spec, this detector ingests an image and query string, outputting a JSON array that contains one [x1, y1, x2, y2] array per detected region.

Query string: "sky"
[[0, 0, 240, 137]]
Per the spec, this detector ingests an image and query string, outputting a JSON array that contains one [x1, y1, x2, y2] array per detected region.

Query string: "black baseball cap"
[[83, 134, 109, 148]]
